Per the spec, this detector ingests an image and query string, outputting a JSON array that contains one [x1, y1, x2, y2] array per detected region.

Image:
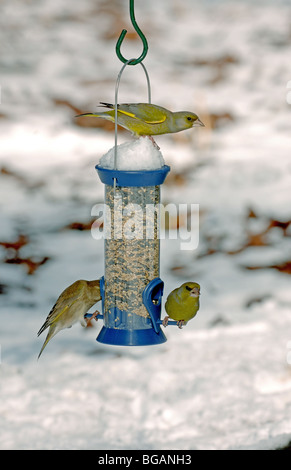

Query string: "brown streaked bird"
[[37, 279, 101, 358]]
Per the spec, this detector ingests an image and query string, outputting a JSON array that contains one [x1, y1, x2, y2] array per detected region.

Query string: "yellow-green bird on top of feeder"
[[163, 282, 200, 329], [37, 279, 101, 359], [76, 102, 204, 139]]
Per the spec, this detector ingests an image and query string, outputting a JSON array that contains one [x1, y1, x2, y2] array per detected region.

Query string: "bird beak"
[[193, 118, 205, 127], [190, 288, 200, 298]]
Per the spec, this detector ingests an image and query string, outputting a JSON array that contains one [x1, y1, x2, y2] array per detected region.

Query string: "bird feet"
[[142, 135, 160, 150], [162, 316, 169, 327], [85, 310, 100, 326], [162, 317, 187, 328], [91, 310, 100, 321]]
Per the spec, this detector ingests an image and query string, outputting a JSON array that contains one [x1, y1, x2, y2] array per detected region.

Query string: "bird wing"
[[37, 281, 85, 336], [100, 102, 167, 125]]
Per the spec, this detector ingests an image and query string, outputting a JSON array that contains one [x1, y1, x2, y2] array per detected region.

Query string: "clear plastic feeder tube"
[[105, 184, 160, 320]]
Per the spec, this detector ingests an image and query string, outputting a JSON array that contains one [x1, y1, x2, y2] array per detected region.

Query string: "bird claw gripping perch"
[[84, 310, 102, 325]]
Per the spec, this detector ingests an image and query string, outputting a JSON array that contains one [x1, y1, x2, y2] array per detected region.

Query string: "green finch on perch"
[[163, 282, 200, 329], [76, 102, 204, 139], [37, 279, 101, 359]]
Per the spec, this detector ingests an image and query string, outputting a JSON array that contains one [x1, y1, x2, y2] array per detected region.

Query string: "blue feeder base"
[[95, 277, 167, 346], [97, 325, 167, 346]]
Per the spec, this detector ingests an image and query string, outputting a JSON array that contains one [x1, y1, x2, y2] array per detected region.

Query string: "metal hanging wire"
[[114, 60, 151, 171], [113, 0, 151, 192]]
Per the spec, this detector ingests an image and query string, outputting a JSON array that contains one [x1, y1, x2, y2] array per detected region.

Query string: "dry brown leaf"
[[266, 219, 291, 236], [184, 55, 239, 84], [0, 234, 29, 255], [208, 112, 234, 129], [247, 207, 258, 219], [192, 54, 239, 68], [63, 220, 103, 231], [53, 98, 83, 114], [5, 256, 50, 275], [164, 171, 187, 187], [244, 261, 291, 275], [0, 166, 44, 189], [170, 265, 186, 272], [270, 261, 291, 274], [227, 232, 268, 255]]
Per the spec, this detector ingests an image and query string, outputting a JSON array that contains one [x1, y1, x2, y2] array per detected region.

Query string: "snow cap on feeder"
[[99, 137, 165, 171]]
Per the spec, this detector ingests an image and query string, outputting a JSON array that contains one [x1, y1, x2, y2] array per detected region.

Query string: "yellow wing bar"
[[118, 108, 166, 125]]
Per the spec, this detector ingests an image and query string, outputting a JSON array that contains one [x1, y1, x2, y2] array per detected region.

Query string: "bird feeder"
[[86, 0, 179, 345], [95, 165, 170, 346]]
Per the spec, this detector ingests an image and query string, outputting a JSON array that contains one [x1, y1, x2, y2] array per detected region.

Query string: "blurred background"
[[1, 0, 291, 450]]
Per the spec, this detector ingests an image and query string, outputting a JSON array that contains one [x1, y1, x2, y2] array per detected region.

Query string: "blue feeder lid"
[[96, 165, 170, 187]]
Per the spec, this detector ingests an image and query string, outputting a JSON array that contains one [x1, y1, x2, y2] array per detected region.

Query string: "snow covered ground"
[[1, 0, 291, 450]]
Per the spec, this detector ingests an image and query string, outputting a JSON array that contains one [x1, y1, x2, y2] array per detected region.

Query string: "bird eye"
[[186, 117, 192, 121]]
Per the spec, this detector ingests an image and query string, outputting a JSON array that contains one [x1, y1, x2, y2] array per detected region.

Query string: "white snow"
[[99, 137, 165, 170], [1, 0, 291, 451]]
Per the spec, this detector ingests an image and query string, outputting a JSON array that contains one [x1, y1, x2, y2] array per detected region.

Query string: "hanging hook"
[[116, 0, 148, 65]]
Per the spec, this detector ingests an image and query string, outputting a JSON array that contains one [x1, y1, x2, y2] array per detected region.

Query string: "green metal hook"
[[116, 0, 148, 65]]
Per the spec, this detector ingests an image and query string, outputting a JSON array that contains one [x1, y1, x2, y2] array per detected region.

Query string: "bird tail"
[[75, 103, 118, 119], [99, 102, 116, 109], [37, 326, 58, 360], [75, 112, 103, 118], [75, 111, 115, 123], [37, 319, 50, 337]]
